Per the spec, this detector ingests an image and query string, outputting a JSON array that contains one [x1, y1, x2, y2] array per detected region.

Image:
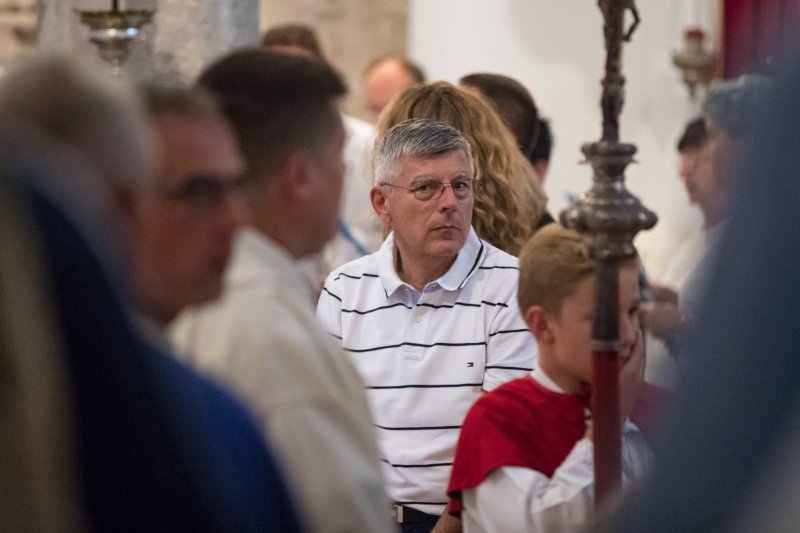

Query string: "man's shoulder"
[[171, 268, 326, 363], [203, 267, 299, 324], [325, 252, 382, 285], [227, 231, 292, 285], [221, 233, 316, 308], [220, 290, 325, 347], [173, 291, 356, 402], [479, 240, 520, 269], [462, 240, 520, 292]]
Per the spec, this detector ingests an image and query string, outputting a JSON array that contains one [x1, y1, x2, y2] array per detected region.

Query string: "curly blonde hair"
[[375, 81, 548, 256]]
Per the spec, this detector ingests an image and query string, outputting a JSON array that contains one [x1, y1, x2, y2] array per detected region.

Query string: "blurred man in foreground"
[[135, 83, 249, 326]]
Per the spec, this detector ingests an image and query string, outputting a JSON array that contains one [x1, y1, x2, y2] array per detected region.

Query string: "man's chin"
[[432, 225, 464, 236], [427, 241, 463, 259]]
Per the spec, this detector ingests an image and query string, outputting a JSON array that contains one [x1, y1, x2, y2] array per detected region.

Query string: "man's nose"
[[437, 183, 459, 209]]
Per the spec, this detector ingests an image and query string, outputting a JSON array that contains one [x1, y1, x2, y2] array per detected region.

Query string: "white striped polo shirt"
[[316, 227, 538, 516]]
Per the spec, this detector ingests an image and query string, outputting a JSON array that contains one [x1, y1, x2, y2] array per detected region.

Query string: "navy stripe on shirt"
[[488, 328, 529, 337], [375, 424, 462, 431], [344, 340, 487, 353], [485, 364, 533, 371], [333, 272, 379, 282], [366, 383, 483, 390]]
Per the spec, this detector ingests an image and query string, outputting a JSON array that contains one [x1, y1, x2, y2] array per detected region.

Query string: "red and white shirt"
[[448, 361, 657, 532]]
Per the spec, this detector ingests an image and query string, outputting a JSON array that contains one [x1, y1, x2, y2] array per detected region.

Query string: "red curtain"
[[723, 0, 800, 77]]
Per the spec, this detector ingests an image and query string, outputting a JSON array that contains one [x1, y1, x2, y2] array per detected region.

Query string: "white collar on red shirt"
[[530, 359, 565, 394]]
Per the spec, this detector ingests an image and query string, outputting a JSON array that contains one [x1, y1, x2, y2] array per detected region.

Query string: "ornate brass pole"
[[560, 0, 656, 509]]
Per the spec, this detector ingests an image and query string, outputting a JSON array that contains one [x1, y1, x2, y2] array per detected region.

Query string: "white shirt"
[[170, 228, 393, 533], [316, 227, 538, 515], [462, 363, 654, 533]]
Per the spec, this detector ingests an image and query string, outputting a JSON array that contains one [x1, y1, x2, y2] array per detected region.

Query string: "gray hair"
[[374, 118, 474, 184], [702, 74, 771, 139], [0, 56, 154, 193]]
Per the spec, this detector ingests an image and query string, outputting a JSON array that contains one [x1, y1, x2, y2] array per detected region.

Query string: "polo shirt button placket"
[[403, 299, 428, 360]]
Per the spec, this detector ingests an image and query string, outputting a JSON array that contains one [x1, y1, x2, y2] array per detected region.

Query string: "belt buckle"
[[393, 505, 404, 523]]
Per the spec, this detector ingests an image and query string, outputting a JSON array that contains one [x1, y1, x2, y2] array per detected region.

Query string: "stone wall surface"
[[260, 0, 409, 117], [151, 0, 258, 81]]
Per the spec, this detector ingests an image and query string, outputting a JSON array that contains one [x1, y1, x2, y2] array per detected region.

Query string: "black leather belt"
[[391, 505, 439, 525]]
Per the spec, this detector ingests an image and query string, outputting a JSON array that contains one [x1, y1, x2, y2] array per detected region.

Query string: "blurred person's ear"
[[280, 151, 315, 203]]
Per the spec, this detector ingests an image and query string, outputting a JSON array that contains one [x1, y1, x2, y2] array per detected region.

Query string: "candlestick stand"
[[77, 8, 153, 74]]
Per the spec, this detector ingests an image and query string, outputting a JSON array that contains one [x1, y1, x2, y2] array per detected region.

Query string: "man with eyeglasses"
[[317, 118, 537, 533], [135, 83, 249, 325]]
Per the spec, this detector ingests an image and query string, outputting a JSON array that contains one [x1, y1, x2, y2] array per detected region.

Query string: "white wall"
[[408, 0, 716, 280]]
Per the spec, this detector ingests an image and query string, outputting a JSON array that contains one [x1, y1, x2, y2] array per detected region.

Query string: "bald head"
[[363, 56, 425, 123]]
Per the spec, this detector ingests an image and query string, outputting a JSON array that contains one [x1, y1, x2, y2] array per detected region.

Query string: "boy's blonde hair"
[[518, 224, 639, 314], [518, 225, 593, 315]]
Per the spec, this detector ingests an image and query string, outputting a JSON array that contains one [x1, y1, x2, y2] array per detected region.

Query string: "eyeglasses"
[[160, 175, 248, 211], [380, 178, 481, 201]]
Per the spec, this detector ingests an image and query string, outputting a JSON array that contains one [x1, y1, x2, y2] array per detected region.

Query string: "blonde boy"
[[447, 224, 655, 532]]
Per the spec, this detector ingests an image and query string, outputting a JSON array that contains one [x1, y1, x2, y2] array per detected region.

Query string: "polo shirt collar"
[[377, 227, 485, 297]]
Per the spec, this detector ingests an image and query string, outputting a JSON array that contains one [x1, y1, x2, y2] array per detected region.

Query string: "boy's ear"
[[524, 305, 556, 345]]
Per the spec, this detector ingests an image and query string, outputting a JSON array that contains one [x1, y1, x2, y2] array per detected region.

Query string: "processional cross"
[[560, 0, 657, 508]]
